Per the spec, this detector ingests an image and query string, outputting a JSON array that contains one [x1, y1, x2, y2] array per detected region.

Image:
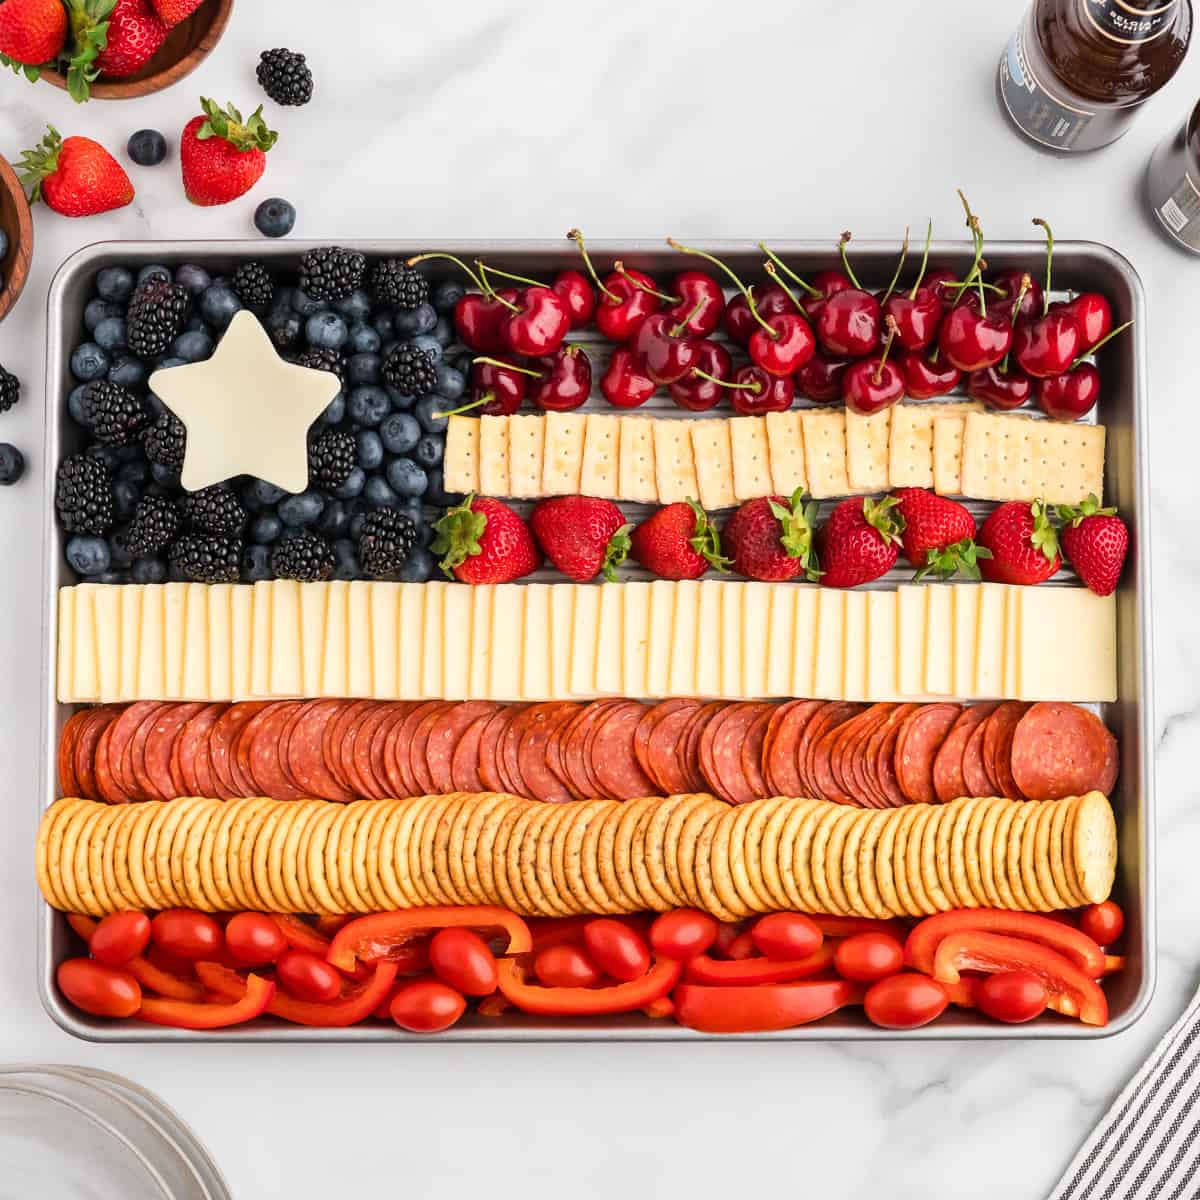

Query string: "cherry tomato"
[[90, 911, 151, 966], [583, 919, 651, 982], [276, 949, 341, 1003], [650, 909, 719, 961], [833, 932, 905, 983], [712, 922, 745, 958], [752, 913, 824, 962], [864, 973, 950, 1030], [225, 913, 287, 967], [725, 931, 758, 960], [429, 928, 498, 997], [1080, 901, 1125, 947], [534, 944, 603, 988], [975, 970, 1049, 1024], [390, 980, 467, 1033], [151, 909, 223, 961], [57, 958, 141, 1019]]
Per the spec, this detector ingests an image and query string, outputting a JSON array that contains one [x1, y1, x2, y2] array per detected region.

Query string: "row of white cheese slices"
[[57, 579, 1116, 705]]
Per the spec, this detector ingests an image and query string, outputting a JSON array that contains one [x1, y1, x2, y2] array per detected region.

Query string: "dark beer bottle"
[[1146, 100, 1200, 250]]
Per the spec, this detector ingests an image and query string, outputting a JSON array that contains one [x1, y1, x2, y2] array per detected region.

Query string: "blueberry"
[[397, 497, 423, 524], [113, 479, 140, 520], [127, 129, 167, 166], [425, 467, 460, 508], [242, 543, 272, 582], [332, 538, 360, 580], [84, 299, 123, 332], [414, 433, 444, 469], [334, 289, 372, 321], [347, 385, 390, 427], [411, 334, 443, 364], [434, 363, 465, 401], [370, 311, 395, 339], [155, 357, 186, 371], [277, 489, 325, 526], [415, 394, 448, 434], [385, 387, 415, 412], [131, 557, 167, 584], [137, 264, 171, 285], [348, 323, 381, 354], [254, 197, 296, 239], [332, 466, 365, 500], [173, 330, 214, 363], [250, 513, 282, 543], [290, 288, 326, 317], [245, 478, 286, 508], [71, 343, 110, 382], [145, 391, 168, 419], [66, 534, 111, 576], [0, 443, 23, 484], [108, 534, 135, 569], [321, 392, 346, 425], [394, 302, 437, 336], [265, 310, 302, 349], [386, 457, 427, 498], [432, 279, 466, 314], [118, 458, 148, 486], [396, 546, 434, 583], [68, 385, 90, 426], [108, 356, 148, 390], [380, 411, 421, 454], [305, 311, 348, 350], [364, 475, 398, 507], [96, 267, 135, 303], [200, 284, 242, 331], [432, 316, 454, 347], [175, 263, 211, 294], [355, 429, 383, 471], [88, 445, 124, 472], [96, 571, 130, 584], [348, 512, 366, 540], [346, 351, 381, 385], [315, 498, 350, 538], [150, 462, 181, 487], [184, 314, 208, 333]]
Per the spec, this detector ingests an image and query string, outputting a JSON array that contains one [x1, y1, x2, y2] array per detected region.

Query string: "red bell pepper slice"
[[270, 914, 332, 957], [682, 944, 835, 986], [641, 997, 675, 1020], [673, 979, 863, 1034], [328, 907, 532, 973], [931, 931, 1109, 1026], [905, 909, 1105, 978], [809, 915, 909, 941], [496, 956, 681, 1016], [65, 912, 206, 1002], [1100, 955, 1126, 978], [138, 973, 274, 1030]]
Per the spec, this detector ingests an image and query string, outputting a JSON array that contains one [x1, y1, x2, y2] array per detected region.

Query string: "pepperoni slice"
[[58, 711, 88, 797], [570, 700, 624, 800], [73, 707, 119, 801], [545, 704, 584, 798], [92, 722, 127, 804], [287, 698, 358, 802], [798, 703, 862, 800], [246, 701, 307, 800], [961, 712, 995, 798], [476, 707, 516, 794], [128, 702, 172, 803], [1010, 702, 1119, 801], [634, 701, 691, 790], [209, 703, 269, 798], [644, 700, 704, 796], [499, 705, 534, 798], [590, 701, 656, 801], [761, 700, 822, 797], [680, 702, 726, 794], [426, 702, 502, 794], [171, 703, 223, 798], [143, 702, 208, 801], [982, 701, 1030, 801], [840, 705, 892, 808], [700, 703, 767, 806], [863, 704, 919, 808], [102, 702, 164, 802], [739, 706, 774, 801], [368, 706, 409, 799], [931, 704, 996, 804], [338, 702, 388, 800], [379, 703, 422, 798], [450, 711, 494, 793], [385, 700, 442, 798], [894, 703, 961, 805], [322, 699, 371, 794], [515, 703, 578, 803]]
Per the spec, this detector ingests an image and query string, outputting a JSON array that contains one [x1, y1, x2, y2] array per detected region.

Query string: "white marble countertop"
[[0, 1, 1197, 1195]]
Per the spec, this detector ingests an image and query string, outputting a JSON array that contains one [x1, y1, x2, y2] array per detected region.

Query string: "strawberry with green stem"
[[817, 495, 905, 588], [432, 494, 541, 585], [724, 489, 821, 583], [893, 487, 991, 581], [630, 499, 729, 581], [1056, 495, 1128, 597], [977, 499, 1061, 586], [181, 98, 277, 207], [530, 495, 631, 583], [18, 125, 133, 215]]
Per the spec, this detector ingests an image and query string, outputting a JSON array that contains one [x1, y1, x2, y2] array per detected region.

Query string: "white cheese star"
[[149, 309, 341, 494]]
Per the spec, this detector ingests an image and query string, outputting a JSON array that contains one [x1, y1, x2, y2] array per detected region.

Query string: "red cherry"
[[723, 283, 792, 346], [900, 348, 962, 399], [600, 347, 656, 408], [988, 268, 1043, 322], [567, 231, 659, 343], [552, 269, 595, 329], [1012, 310, 1082, 378], [883, 288, 942, 351], [801, 269, 853, 322], [938, 302, 1012, 372], [630, 313, 701, 385], [729, 365, 794, 416], [841, 316, 904, 415], [530, 345, 591, 412], [454, 288, 518, 353], [748, 311, 816, 376], [1061, 291, 1113, 351], [503, 286, 570, 357], [967, 365, 1034, 410], [466, 358, 527, 416], [669, 340, 731, 412], [923, 268, 962, 312], [1036, 362, 1100, 419], [818, 289, 881, 356], [666, 270, 726, 336], [795, 350, 850, 403]]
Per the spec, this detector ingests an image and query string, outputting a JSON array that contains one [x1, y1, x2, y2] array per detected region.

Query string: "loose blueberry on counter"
[[173, 330, 214, 362], [414, 433, 444, 468], [137, 264, 171, 286], [364, 475, 398, 508], [355, 429, 383, 471], [414, 394, 448, 434], [380, 412, 420, 455], [84, 299, 123, 332], [175, 264, 212, 295], [71, 343, 110, 382], [432, 279, 466, 314], [306, 311, 348, 350], [347, 385, 390, 427], [394, 303, 437, 336], [127, 129, 167, 167], [66, 534, 111, 575], [278, 489, 325, 527], [131, 557, 167, 584], [0, 443, 24, 485], [199, 284, 242, 331], [96, 267, 135, 303], [386, 457, 427, 498], [254, 198, 296, 239], [250, 512, 282, 543]]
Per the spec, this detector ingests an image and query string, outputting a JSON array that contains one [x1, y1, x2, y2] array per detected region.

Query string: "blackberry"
[[307, 429, 356, 488], [382, 343, 437, 396], [143, 411, 187, 469], [271, 531, 335, 582], [122, 494, 179, 556], [256, 48, 313, 107], [55, 454, 114, 534], [182, 484, 247, 536], [297, 246, 366, 302], [292, 346, 346, 385], [0, 364, 18, 413], [370, 260, 429, 309], [81, 380, 148, 447], [357, 508, 418, 578], [231, 261, 275, 311], [126, 277, 190, 359], [169, 534, 242, 583]]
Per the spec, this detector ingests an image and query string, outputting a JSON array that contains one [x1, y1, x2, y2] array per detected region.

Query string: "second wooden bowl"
[[0, 155, 33, 323]]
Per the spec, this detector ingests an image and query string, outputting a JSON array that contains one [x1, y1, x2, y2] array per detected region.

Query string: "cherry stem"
[[1068, 320, 1134, 370], [873, 316, 899, 385], [668, 238, 775, 337], [1032, 217, 1053, 316], [691, 367, 760, 394], [614, 263, 679, 303], [954, 188, 987, 308], [478, 262, 547, 290], [999, 274, 1032, 374], [567, 229, 619, 303], [472, 356, 541, 378], [763, 261, 805, 312], [669, 295, 709, 338], [838, 231, 862, 290], [407, 252, 490, 298], [758, 243, 819, 296], [879, 227, 910, 306], [433, 394, 489, 419], [908, 219, 933, 301]]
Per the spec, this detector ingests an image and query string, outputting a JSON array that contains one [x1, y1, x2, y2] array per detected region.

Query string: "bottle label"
[[1147, 121, 1200, 252], [1081, 0, 1179, 44], [999, 26, 1096, 149]]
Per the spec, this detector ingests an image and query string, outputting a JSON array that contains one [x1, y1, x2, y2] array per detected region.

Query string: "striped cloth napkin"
[[1050, 987, 1200, 1200]]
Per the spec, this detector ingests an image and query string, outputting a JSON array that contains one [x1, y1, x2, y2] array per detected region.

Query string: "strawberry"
[[432, 494, 541, 585], [977, 499, 1061, 585], [1056, 495, 1128, 596], [529, 495, 631, 582], [892, 486, 990, 580], [817, 496, 904, 588], [17, 126, 134, 216], [724, 490, 819, 582], [0, 0, 67, 66], [181, 98, 278, 207], [630, 499, 728, 580], [94, 0, 166, 78], [150, 0, 204, 26]]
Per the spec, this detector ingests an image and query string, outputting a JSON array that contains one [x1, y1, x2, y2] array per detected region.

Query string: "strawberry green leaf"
[[198, 98, 279, 152], [430, 494, 486, 576], [1030, 499, 1060, 563], [16, 125, 63, 203], [767, 488, 820, 578], [61, 0, 117, 103], [862, 495, 905, 547], [601, 523, 633, 582], [1054, 493, 1117, 528], [913, 537, 992, 582], [686, 498, 731, 573], [0, 55, 44, 82]]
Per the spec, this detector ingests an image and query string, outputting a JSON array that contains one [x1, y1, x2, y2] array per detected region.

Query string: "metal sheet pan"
[[39, 239, 1154, 1040]]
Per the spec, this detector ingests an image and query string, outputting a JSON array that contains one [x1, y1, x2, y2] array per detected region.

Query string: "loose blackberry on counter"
[[56, 455, 114, 534], [169, 534, 242, 584], [357, 508, 418, 578], [122, 494, 179, 557], [80, 381, 147, 447], [0, 365, 18, 413], [370, 259, 429, 309], [256, 49, 314, 107], [271, 531, 335, 582], [126, 277, 191, 359], [298, 246, 366, 302], [142, 411, 187, 470], [231, 262, 275, 312], [182, 484, 247, 537], [382, 343, 437, 396], [308, 429, 356, 488]]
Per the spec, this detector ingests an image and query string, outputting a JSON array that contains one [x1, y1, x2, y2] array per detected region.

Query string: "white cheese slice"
[[742, 583, 770, 698], [72, 585, 99, 702], [620, 581, 651, 700], [974, 582, 1008, 699], [952, 584, 980, 699], [421, 580, 447, 699], [269, 579, 302, 698], [181, 584, 209, 700], [136, 584, 165, 701], [791, 584, 820, 698], [119, 584, 144, 702], [813, 588, 845, 700], [207, 584, 232, 701], [229, 584, 254, 700], [397, 583, 425, 700], [320, 580, 349, 698], [866, 589, 899, 702], [695, 580, 723, 698], [93, 584, 122, 703], [669, 580, 700, 696], [300, 583, 330, 698], [548, 584, 575, 700], [488, 583, 523, 700], [346, 582, 373, 698], [720, 581, 745, 699], [467, 584, 493, 700], [645, 580, 675, 698], [923, 585, 953, 696], [163, 581, 189, 699], [897, 584, 927, 698], [57, 588, 75, 704], [1018, 587, 1116, 702], [843, 589, 868, 702], [441, 584, 472, 700], [594, 583, 624, 695], [569, 585, 600, 698], [765, 583, 796, 698]]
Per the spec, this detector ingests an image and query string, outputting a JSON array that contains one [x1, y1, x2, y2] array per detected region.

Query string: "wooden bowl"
[[41, 0, 233, 100], [0, 155, 33, 324]]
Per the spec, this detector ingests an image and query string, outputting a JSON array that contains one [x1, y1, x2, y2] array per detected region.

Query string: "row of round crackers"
[[36, 791, 1117, 921]]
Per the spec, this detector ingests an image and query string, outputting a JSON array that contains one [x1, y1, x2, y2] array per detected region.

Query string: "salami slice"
[[73, 706, 119, 802], [128, 702, 171, 803], [450, 712, 493, 792], [58, 711, 88, 797], [961, 713, 995, 798], [427, 702, 501, 794], [476, 706, 516, 794], [324, 699, 373, 794], [762, 700, 822, 797], [247, 701, 307, 800], [932, 704, 996, 804], [499, 704, 534, 798], [340, 702, 392, 800], [515, 703, 577, 803], [894, 703, 961, 805], [700, 703, 765, 806], [410, 702, 451, 795], [545, 704, 584, 797], [842, 705, 893, 808], [645, 701, 705, 796], [982, 701, 1030, 801], [172, 703, 224, 798], [634, 700, 696, 792], [798, 703, 863, 801], [143, 701, 208, 801], [92, 721, 128, 805], [574, 700, 624, 800], [812, 715, 856, 805], [590, 701, 656, 802], [287, 698, 358, 802], [369, 706, 410, 799], [680, 702, 726, 794], [210, 703, 270, 798], [1010, 702, 1119, 801], [865, 703, 919, 808], [739, 706, 774, 801], [385, 700, 442, 797], [104, 702, 164, 802]]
